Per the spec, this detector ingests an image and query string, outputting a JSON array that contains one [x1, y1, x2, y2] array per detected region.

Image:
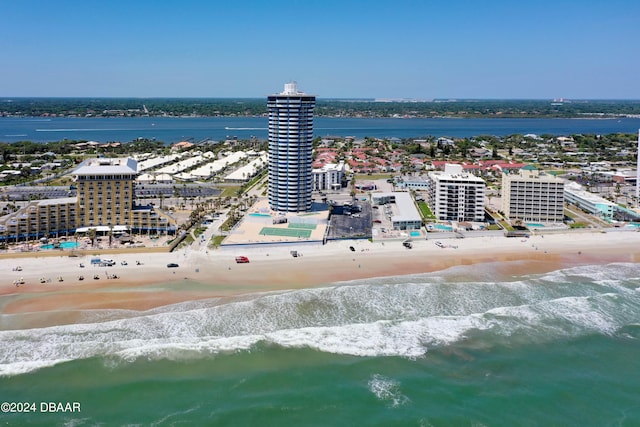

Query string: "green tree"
[[87, 228, 97, 247]]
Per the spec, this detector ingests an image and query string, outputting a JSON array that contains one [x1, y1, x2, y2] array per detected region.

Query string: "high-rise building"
[[501, 166, 565, 222], [268, 82, 315, 212], [74, 158, 137, 228], [427, 164, 486, 222], [0, 157, 177, 242], [74, 158, 175, 234]]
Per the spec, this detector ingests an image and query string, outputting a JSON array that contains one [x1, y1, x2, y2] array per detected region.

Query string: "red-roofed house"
[[171, 141, 195, 151]]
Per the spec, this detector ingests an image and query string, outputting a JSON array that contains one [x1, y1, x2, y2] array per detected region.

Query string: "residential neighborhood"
[[1, 131, 640, 249]]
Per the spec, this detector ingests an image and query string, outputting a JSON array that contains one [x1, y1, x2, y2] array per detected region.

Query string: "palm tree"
[[87, 227, 97, 247], [108, 225, 114, 247]]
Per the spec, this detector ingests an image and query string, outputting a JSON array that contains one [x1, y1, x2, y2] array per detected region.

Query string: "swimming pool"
[[410, 231, 421, 237], [431, 224, 453, 231], [526, 223, 544, 228], [41, 241, 79, 250], [249, 213, 271, 217]]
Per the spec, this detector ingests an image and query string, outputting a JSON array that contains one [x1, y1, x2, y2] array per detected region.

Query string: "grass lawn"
[[417, 201, 436, 220]]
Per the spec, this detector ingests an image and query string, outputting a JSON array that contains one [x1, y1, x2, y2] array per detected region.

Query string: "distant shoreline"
[[3, 115, 640, 144], [2, 98, 640, 122]]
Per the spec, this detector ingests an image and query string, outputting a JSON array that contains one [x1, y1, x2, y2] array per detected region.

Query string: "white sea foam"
[[0, 359, 71, 377], [2, 263, 639, 376], [368, 374, 410, 407]]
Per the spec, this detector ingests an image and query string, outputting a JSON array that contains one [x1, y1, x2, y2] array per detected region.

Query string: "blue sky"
[[1, 0, 639, 99]]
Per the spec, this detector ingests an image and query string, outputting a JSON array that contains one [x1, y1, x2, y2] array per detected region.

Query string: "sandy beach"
[[1, 230, 639, 329]]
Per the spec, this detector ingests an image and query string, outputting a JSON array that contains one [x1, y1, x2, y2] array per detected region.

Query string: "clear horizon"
[[2, 0, 639, 99]]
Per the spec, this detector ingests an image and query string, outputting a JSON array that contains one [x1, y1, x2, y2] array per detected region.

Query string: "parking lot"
[[2, 186, 75, 201], [135, 183, 221, 199], [326, 200, 372, 240]]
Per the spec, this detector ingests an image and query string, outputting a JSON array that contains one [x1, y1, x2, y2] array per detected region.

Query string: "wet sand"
[[1, 230, 639, 329]]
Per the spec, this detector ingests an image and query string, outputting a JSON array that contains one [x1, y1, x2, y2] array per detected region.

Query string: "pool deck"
[[222, 199, 329, 246]]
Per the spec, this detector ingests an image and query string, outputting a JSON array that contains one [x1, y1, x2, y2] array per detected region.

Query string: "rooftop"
[[73, 158, 138, 176]]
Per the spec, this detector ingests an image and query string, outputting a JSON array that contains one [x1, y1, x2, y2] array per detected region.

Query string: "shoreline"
[[1, 230, 639, 329]]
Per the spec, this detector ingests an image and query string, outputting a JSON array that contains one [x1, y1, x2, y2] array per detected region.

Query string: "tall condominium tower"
[[501, 165, 565, 223], [268, 82, 315, 212], [427, 164, 486, 222]]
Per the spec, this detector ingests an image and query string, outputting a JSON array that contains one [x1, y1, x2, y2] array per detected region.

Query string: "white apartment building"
[[427, 164, 486, 222], [501, 166, 565, 223], [313, 162, 345, 191]]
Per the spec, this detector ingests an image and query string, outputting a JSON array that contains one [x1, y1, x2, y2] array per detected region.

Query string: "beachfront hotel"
[[267, 82, 315, 212], [0, 197, 78, 243], [0, 158, 176, 242], [74, 158, 138, 228], [74, 158, 175, 235], [501, 166, 565, 223], [564, 181, 616, 221], [427, 164, 486, 222]]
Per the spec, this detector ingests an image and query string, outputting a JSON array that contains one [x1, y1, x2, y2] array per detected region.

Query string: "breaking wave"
[[1, 262, 639, 376]]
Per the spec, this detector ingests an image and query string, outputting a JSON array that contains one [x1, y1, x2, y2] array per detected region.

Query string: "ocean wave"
[[1, 263, 639, 376]]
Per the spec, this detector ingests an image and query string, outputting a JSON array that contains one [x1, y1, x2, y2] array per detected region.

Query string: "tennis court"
[[288, 223, 317, 230], [259, 227, 313, 238]]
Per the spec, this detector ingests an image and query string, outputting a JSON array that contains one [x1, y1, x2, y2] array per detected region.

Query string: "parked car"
[[167, 263, 179, 268], [235, 256, 250, 263]]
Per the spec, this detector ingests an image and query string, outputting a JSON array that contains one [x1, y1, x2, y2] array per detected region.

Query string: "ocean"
[[2, 116, 640, 143], [1, 261, 639, 426]]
